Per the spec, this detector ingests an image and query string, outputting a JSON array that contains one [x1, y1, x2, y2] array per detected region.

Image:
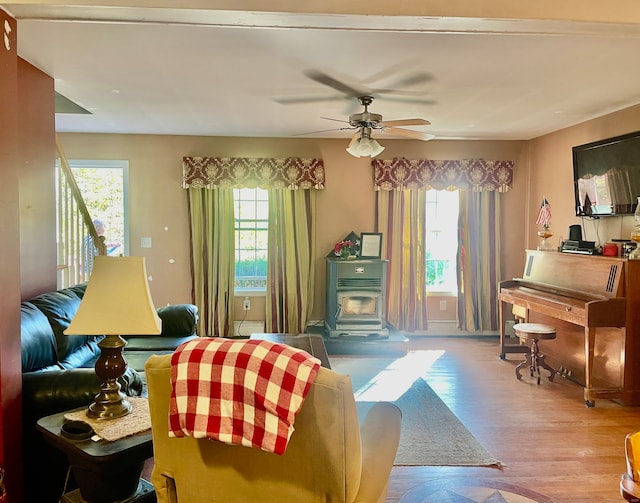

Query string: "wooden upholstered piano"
[[499, 250, 640, 406]]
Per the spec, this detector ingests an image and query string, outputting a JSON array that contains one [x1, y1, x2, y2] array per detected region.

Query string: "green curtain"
[[457, 190, 501, 331], [265, 189, 316, 333], [187, 187, 235, 337], [376, 190, 429, 332]]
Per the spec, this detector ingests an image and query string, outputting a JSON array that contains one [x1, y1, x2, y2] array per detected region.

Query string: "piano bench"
[[513, 323, 557, 385]]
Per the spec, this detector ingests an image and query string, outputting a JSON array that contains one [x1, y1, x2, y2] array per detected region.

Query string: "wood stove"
[[325, 258, 389, 338]]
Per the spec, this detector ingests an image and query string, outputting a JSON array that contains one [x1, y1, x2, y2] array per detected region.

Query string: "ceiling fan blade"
[[274, 95, 343, 105], [383, 127, 435, 141], [348, 131, 361, 148], [371, 89, 431, 97], [304, 69, 367, 97], [373, 72, 433, 96], [379, 72, 434, 90], [362, 62, 415, 85], [377, 96, 437, 106], [380, 118, 431, 127], [293, 126, 356, 136], [320, 116, 350, 124]]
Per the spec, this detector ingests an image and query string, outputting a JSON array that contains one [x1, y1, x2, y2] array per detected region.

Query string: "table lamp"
[[65, 256, 161, 420]]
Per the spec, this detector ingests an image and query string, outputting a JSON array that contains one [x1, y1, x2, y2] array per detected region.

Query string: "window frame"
[[425, 189, 459, 295], [66, 159, 130, 256], [233, 187, 268, 294]]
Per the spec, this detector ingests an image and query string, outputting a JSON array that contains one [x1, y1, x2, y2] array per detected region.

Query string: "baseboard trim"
[[402, 321, 498, 337], [234, 320, 265, 337]]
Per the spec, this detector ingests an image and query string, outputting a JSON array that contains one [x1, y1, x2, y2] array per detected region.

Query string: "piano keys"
[[498, 250, 640, 406]]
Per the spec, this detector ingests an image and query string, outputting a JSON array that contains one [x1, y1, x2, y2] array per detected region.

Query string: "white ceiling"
[[6, 4, 640, 141]]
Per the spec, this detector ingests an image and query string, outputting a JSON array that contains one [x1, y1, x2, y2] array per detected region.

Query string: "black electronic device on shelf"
[[561, 239, 596, 255]]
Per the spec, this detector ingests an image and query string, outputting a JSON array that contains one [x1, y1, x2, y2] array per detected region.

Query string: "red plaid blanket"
[[168, 338, 321, 455]]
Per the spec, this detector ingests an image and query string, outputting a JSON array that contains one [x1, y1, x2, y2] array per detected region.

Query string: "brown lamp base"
[[87, 378, 132, 420], [90, 334, 132, 420]]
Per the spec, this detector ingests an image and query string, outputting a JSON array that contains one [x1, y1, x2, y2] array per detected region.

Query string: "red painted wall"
[[0, 9, 22, 502], [18, 58, 56, 299], [0, 10, 56, 501]]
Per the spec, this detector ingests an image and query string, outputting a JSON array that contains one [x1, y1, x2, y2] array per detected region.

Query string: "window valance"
[[372, 158, 513, 192], [182, 157, 325, 189]]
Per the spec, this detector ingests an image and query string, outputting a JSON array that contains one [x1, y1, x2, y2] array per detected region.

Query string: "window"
[[69, 160, 129, 256], [234, 188, 268, 291], [425, 189, 459, 293]]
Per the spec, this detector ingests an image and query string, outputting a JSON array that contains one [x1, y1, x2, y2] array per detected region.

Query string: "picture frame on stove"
[[360, 232, 382, 259]]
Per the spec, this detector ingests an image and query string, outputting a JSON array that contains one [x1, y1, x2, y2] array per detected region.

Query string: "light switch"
[[141, 237, 152, 248]]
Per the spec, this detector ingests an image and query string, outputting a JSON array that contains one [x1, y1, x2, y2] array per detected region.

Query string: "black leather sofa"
[[21, 282, 198, 502]]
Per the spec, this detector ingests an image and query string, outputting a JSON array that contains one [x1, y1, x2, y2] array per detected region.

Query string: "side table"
[[36, 407, 156, 503]]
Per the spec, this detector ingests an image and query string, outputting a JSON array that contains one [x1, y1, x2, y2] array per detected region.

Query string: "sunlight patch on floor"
[[353, 350, 445, 402]]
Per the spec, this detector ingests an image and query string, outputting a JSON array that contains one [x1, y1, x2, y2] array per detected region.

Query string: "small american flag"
[[536, 197, 552, 227]]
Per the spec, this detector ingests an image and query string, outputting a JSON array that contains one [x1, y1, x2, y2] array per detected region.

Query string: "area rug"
[[330, 352, 502, 467], [398, 479, 554, 503]]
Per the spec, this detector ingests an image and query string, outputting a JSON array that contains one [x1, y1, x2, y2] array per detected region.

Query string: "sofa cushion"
[[21, 302, 59, 372], [59, 339, 101, 370], [67, 282, 87, 299], [29, 289, 98, 366], [157, 304, 199, 337], [124, 304, 198, 350], [124, 335, 197, 352]]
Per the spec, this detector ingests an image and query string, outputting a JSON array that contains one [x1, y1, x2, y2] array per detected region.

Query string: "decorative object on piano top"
[[536, 196, 555, 251], [629, 196, 640, 259], [561, 224, 597, 255], [602, 242, 619, 257], [621, 240, 637, 258]]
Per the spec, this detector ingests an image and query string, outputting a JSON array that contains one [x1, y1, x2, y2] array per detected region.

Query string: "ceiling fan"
[[283, 70, 435, 156], [298, 95, 435, 157], [277, 68, 437, 107]]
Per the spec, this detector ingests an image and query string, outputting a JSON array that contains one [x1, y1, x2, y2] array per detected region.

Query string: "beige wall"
[[528, 104, 640, 253], [57, 133, 528, 324]]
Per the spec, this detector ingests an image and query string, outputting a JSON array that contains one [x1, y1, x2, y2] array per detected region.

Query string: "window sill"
[[234, 289, 266, 297]]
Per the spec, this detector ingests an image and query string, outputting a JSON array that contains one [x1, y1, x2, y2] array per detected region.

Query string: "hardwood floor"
[[371, 336, 638, 503]]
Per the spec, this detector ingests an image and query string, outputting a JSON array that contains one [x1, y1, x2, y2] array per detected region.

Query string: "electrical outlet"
[[243, 297, 250, 311], [439, 300, 447, 311]]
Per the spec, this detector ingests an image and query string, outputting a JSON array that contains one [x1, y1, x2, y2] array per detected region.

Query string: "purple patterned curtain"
[[183, 157, 325, 190], [372, 158, 513, 192], [457, 190, 501, 331]]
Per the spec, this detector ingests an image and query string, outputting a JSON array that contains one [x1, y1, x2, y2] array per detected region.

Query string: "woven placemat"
[[64, 396, 151, 441]]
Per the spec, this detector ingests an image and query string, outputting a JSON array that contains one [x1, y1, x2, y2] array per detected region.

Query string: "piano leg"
[[584, 326, 597, 407], [579, 325, 627, 407], [499, 299, 529, 359], [499, 300, 507, 360]]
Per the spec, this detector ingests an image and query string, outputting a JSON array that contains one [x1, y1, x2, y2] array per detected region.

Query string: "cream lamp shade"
[[65, 256, 161, 419], [66, 256, 162, 336]]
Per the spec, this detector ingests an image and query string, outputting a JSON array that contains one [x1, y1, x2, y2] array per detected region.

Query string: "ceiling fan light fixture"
[[346, 136, 385, 158]]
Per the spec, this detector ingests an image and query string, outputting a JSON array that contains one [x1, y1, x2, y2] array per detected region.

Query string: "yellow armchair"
[[145, 353, 401, 503], [622, 431, 640, 502]]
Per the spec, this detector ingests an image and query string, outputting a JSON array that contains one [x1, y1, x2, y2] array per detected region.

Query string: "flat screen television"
[[573, 130, 640, 217]]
